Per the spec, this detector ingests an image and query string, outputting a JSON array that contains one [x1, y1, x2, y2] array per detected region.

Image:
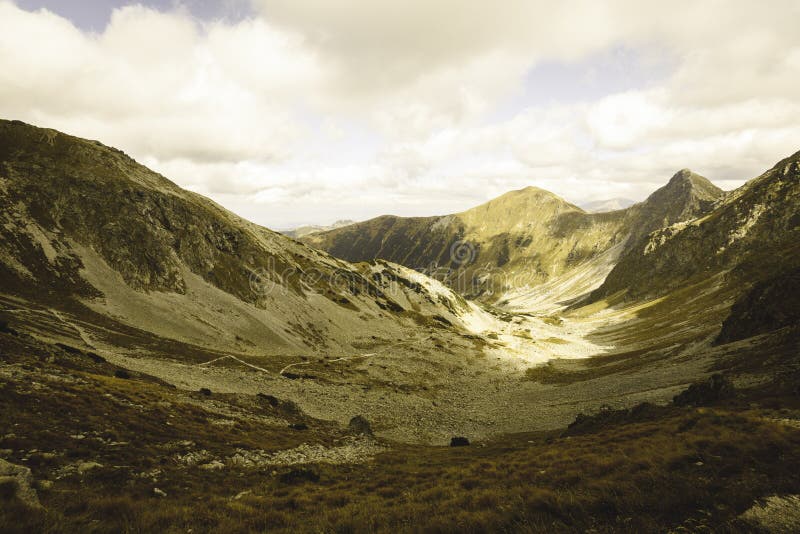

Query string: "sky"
[[2, 1, 799, 228]]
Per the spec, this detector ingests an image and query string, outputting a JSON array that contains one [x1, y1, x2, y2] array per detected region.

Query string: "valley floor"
[[2, 323, 800, 533], [0, 287, 736, 445]]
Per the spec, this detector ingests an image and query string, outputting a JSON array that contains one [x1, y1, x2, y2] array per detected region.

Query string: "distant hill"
[[281, 220, 356, 239], [581, 197, 636, 213]]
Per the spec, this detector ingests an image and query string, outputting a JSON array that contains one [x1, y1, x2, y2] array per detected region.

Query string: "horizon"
[[2, 0, 799, 228]]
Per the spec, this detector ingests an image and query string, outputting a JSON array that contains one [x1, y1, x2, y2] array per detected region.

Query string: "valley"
[[1, 120, 799, 532]]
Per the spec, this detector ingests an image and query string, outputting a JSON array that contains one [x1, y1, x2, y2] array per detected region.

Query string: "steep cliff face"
[[304, 172, 724, 301], [591, 152, 800, 302], [0, 120, 487, 354]]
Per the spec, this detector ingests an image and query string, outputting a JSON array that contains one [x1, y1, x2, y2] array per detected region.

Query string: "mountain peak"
[[649, 169, 723, 205], [621, 169, 725, 246], [669, 168, 696, 183]]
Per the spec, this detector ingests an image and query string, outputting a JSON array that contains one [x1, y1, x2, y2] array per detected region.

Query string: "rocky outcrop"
[[0, 458, 42, 509], [673, 374, 735, 407]]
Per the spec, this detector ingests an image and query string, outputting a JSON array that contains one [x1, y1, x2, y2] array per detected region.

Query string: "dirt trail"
[[278, 335, 433, 376], [48, 308, 97, 350]]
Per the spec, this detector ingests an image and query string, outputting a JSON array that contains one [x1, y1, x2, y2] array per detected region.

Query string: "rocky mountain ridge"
[[592, 151, 800, 303], [304, 169, 725, 301]]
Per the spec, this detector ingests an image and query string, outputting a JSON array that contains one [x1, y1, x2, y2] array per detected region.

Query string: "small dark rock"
[[279, 467, 320, 484], [283, 372, 315, 380], [114, 369, 131, 379], [288, 423, 308, 431], [257, 393, 280, 407], [0, 321, 17, 336], [199, 388, 212, 396], [348, 416, 373, 437], [450, 437, 470, 447]]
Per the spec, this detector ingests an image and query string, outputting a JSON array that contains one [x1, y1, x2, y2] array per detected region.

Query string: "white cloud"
[[0, 0, 799, 227]]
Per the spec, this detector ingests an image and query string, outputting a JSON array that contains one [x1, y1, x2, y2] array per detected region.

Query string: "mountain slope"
[[0, 119, 486, 358], [591, 152, 800, 303], [305, 172, 724, 302]]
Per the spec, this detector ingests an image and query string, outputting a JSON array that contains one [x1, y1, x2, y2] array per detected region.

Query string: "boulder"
[[450, 437, 470, 447], [348, 416, 374, 437], [76, 461, 103, 475], [0, 459, 42, 509], [257, 393, 280, 407]]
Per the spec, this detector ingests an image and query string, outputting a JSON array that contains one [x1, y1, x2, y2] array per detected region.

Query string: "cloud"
[[0, 0, 799, 228]]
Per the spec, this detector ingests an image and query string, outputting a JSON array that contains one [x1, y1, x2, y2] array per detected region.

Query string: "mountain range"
[[1, 119, 799, 531], [302, 168, 725, 302]]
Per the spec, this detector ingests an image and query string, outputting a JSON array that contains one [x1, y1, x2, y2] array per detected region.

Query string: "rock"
[[450, 437, 470, 447], [673, 374, 735, 407], [153, 487, 167, 497], [199, 460, 225, 471], [114, 369, 131, 379], [257, 393, 280, 407], [232, 490, 252, 501], [76, 461, 103, 475], [199, 388, 212, 396], [0, 458, 42, 508], [348, 416, 374, 437], [278, 467, 320, 484], [288, 423, 308, 431]]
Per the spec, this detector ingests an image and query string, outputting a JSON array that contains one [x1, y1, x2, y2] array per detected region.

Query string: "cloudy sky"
[[2, 1, 799, 228]]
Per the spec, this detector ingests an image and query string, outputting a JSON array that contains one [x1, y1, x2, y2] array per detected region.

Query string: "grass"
[[2, 328, 800, 532]]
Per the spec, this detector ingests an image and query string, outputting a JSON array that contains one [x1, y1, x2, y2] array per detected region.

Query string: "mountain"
[[591, 154, 800, 304], [281, 219, 356, 239], [304, 171, 725, 302], [0, 119, 488, 360], [581, 197, 636, 213]]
